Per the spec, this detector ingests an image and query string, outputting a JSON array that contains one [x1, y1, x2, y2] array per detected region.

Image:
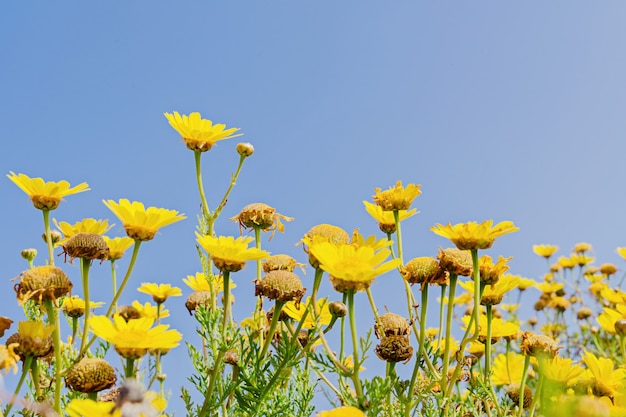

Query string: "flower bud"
[[20, 248, 37, 263], [614, 319, 626, 337], [236, 142, 254, 157], [328, 301, 347, 318], [42, 230, 62, 245]]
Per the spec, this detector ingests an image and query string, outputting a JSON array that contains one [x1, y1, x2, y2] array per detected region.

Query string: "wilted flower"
[[230, 203, 293, 239]]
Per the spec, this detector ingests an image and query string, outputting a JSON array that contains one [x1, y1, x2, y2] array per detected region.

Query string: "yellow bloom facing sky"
[[540, 356, 584, 384], [183, 272, 236, 293], [492, 352, 526, 386], [308, 241, 401, 293], [132, 301, 170, 320], [283, 296, 332, 328], [138, 282, 182, 304], [532, 244, 559, 258], [7, 171, 90, 211], [164, 111, 242, 152], [597, 304, 626, 334], [459, 274, 520, 306], [89, 315, 181, 359], [196, 234, 269, 272], [317, 406, 366, 417], [103, 199, 186, 241], [580, 351, 626, 401], [372, 180, 422, 211], [462, 315, 520, 339], [103, 236, 135, 261], [54, 218, 112, 246], [363, 200, 417, 231], [431, 220, 519, 251]]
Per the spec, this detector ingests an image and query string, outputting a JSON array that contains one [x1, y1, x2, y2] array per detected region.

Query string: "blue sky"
[[2, 2, 626, 413]]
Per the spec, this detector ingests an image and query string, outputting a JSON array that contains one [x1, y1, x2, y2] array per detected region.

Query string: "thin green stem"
[[110, 259, 118, 311], [260, 301, 285, 358], [211, 155, 246, 222], [346, 290, 364, 404], [194, 150, 212, 223], [42, 210, 54, 266], [79, 258, 91, 356], [471, 249, 481, 338], [517, 355, 532, 417], [365, 287, 380, 324], [437, 284, 447, 344], [4, 356, 33, 416], [484, 304, 493, 384], [222, 271, 232, 337], [441, 274, 458, 387], [125, 357, 136, 379], [43, 300, 62, 414]]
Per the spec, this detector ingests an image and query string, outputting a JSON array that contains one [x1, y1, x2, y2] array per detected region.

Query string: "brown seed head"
[[62, 233, 110, 263], [437, 248, 473, 277], [14, 265, 72, 305], [185, 291, 212, 315], [375, 312, 411, 339], [400, 257, 448, 289], [262, 254, 299, 273], [519, 331, 561, 358], [577, 307, 593, 320], [113, 306, 141, 322], [328, 301, 348, 318], [255, 270, 306, 303], [65, 358, 117, 393], [302, 224, 350, 268], [506, 384, 533, 409], [600, 263, 618, 276], [224, 350, 239, 366], [375, 335, 414, 363]]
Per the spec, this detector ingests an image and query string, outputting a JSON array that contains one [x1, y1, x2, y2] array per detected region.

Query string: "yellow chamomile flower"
[[283, 297, 332, 328], [459, 274, 520, 306], [7, 171, 90, 211], [363, 200, 417, 234], [164, 111, 242, 152], [462, 315, 520, 341], [102, 236, 135, 261], [342, 355, 365, 372], [308, 241, 402, 293], [580, 351, 626, 401], [89, 315, 181, 359], [372, 180, 422, 211], [53, 218, 112, 246], [540, 356, 584, 385], [103, 199, 185, 241], [617, 247, 626, 262], [132, 300, 170, 320], [431, 220, 519, 251], [317, 406, 366, 417], [532, 244, 559, 258], [0, 344, 19, 375], [196, 234, 269, 273], [597, 304, 626, 334], [138, 283, 182, 304], [183, 272, 236, 293], [350, 230, 394, 251], [67, 385, 166, 417], [61, 296, 105, 318], [573, 242, 593, 253], [492, 352, 527, 386]]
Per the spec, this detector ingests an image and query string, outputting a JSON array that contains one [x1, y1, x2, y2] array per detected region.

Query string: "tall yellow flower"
[[138, 283, 182, 304], [196, 234, 269, 272], [283, 297, 332, 328], [459, 274, 520, 306], [597, 304, 626, 334], [308, 241, 401, 293], [617, 247, 626, 262], [103, 199, 185, 241], [61, 296, 105, 318], [317, 406, 366, 417], [580, 351, 626, 400], [164, 111, 242, 152], [132, 300, 170, 320], [533, 244, 559, 258], [54, 218, 112, 246], [462, 315, 520, 340], [492, 352, 526, 386], [477, 255, 512, 285], [183, 272, 236, 293], [89, 315, 181, 359], [0, 344, 19, 375], [540, 356, 584, 385], [363, 201, 417, 233], [7, 171, 89, 210], [431, 220, 519, 251], [372, 180, 422, 211], [103, 236, 135, 261]]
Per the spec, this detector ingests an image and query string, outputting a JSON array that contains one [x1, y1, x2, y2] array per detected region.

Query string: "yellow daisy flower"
[[183, 272, 236, 293], [372, 180, 422, 211], [89, 315, 181, 359], [7, 171, 90, 211], [132, 301, 170, 320], [362, 201, 417, 233], [138, 283, 182, 304], [597, 304, 626, 334], [536, 281, 564, 295], [0, 343, 19, 375], [283, 297, 332, 328], [570, 254, 595, 267], [61, 296, 105, 318], [540, 356, 584, 385], [580, 351, 626, 401], [317, 406, 366, 417], [600, 286, 626, 305], [617, 247, 626, 262], [53, 218, 112, 246], [103, 199, 186, 241], [517, 277, 538, 291], [67, 398, 118, 417], [462, 315, 520, 340], [342, 355, 366, 372], [164, 111, 242, 152], [532, 244, 559, 258], [557, 256, 576, 270], [308, 241, 402, 293], [573, 242, 593, 253], [67, 391, 166, 417], [459, 274, 520, 306], [102, 236, 135, 261], [431, 220, 519, 251], [492, 352, 526, 386], [196, 234, 269, 272], [350, 230, 394, 251]]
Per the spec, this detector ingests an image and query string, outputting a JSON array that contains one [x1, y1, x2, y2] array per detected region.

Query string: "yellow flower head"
[[283, 297, 332, 329], [138, 283, 182, 304], [183, 272, 237, 293], [14, 321, 55, 358], [492, 352, 527, 386], [372, 180, 422, 211], [53, 218, 112, 247], [0, 344, 19, 375], [431, 220, 519, 251], [230, 203, 293, 239], [61, 296, 105, 319], [517, 277, 538, 291], [67, 389, 166, 417], [308, 241, 401, 293], [102, 236, 135, 261], [164, 111, 242, 152], [103, 199, 186, 241], [460, 274, 520, 306], [581, 350, 626, 401], [89, 315, 181, 359], [557, 256, 576, 270], [597, 304, 626, 334], [350, 230, 394, 251], [617, 247, 626, 262], [462, 315, 520, 340], [363, 200, 417, 234], [573, 242, 593, 253], [317, 406, 366, 417], [301, 224, 350, 268], [540, 356, 584, 384], [196, 234, 270, 273], [7, 171, 90, 211], [532, 244, 559, 258], [132, 300, 170, 320], [477, 255, 512, 285]]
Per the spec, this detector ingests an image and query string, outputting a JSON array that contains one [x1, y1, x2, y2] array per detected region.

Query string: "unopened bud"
[[328, 301, 347, 318], [20, 248, 37, 262], [236, 142, 254, 157]]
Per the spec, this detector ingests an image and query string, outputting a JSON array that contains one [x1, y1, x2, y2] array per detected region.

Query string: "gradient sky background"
[[2, 2, 626, 414]]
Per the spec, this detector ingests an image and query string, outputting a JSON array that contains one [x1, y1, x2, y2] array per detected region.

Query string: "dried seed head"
[[0, 317, 12, 338], [65, 358, 117, 393], [185, 291, 212, 315], [614, 319, 626, 337], [263, 254, 299, 273], [437, 248, 473, 277], [114, 306, 141, 322], [519, 331, 561, 358], [236, 142, 254, 157], [230, 203, 293, 239], [577, 307, 592, 320], [224, 350, 239, 366], [375, 335, 414, 363], [62, 233, 109, 263], [302, 224, 350, 268], [254, 270, 306, 303], [14, 265, 72, 305], [506, 384, 533, 409], [400, 257, 448, 289], [328, 301, 348, 318], [375, 312, 411, 339]]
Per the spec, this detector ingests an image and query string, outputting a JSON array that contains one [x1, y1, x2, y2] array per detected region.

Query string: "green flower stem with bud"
[[440, 273, 458, 386], [43, 300, 62, 414], [210, 154, 247, 225]]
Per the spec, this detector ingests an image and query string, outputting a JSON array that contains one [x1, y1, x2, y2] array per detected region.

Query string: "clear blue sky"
[[2, 2, 626, 413]]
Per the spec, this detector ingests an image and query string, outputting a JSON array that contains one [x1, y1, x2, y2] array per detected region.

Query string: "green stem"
[[79, 258, 91, 356], [43, 300, 62, 414], [485, 304, 493, 384], [365, 287, 380, 324], [441, 274, 458, 387], [125, 357, 136, 379], [42, 210, 54, 266], [260, 301, 285, 358], [346, 290, 364, 404], [517, 355, 532, 417], [194, 150, 212, 223], [437, 284, 447, 345], [471, 249, 481, 338], [110, 259, 118, 311], [211, 155, 246, 222], [4, 356, 33, 416], [222, 271, 232, 336]]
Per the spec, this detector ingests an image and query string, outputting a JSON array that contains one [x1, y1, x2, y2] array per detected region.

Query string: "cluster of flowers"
[[3, 111, 626, 417]]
